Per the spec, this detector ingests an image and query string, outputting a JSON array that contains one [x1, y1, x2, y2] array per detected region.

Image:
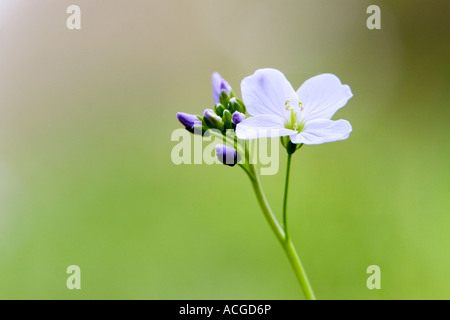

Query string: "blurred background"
[[0, 0, 449, 299]]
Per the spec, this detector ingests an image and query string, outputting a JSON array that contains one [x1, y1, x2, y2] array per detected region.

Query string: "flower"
[[176, 112, 202, 133], [236, 68, 353, 145], [215, 144, 240, 166], [212, 72, 232, 105]]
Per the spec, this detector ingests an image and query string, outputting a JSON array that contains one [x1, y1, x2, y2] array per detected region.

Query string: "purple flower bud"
[[215, 144, 240, 166], [212, 72, 232, 105], [231, 111, 246, 125], [203, 109, 217, 122], [203, 109, 224, 131], [177, 112, 202, 131]]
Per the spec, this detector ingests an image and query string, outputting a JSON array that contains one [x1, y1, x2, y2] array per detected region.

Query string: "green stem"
[[282, 153, 292, 240], [244, 159, 316, 300], [282, 239, 316, 300], [247, 163, 285, 244]]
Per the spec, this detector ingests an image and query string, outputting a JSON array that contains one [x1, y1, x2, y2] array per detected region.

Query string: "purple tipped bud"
[[203, 109, 217, 122], [203, 109, 225, 131], [215, 144, 240, 167], [212, 72, 232, 105], [231, 111, 246, 125], [229, 97, 246, 114], [177, 112, 202, 129]]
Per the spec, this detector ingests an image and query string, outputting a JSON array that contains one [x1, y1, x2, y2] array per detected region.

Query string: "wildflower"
[[236, 68, 353, 145]]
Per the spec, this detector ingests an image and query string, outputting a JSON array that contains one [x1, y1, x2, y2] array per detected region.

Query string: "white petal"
[[236, 115, 297, 140], [290, 119, 352, 145], [241, 68, 299, 119], [296, 74, 353, 121]]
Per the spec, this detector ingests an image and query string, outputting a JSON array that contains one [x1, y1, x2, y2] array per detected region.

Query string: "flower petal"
[[241, 68, 299, 119], [296, 74, 353, 121], [236, 115, 296, 140], [290, 119, 352, 145]]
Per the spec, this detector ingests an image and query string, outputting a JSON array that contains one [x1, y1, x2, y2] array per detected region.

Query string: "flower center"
[[285, 101, 305, 132]]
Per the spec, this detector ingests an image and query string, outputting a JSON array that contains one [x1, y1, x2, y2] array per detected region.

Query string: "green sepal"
[[204, 112, 224, 132], [281, 137, 302, 155], [222, 110, 233, 130], [286, 141, 297, 155], [234, 98, 246, 114], [227, 101, 236, 113], [219, 91, 230, 107], [193, 115, 209, 136], [214, 103, 225, 117]]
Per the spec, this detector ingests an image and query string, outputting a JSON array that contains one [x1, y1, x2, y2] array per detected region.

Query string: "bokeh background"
[[0, 0, 449, 299]]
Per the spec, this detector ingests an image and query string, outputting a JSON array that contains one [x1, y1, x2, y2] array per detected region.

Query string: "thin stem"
[[246, 160, 316, 300], [282, 239, 316, 300], [282, 153, 292, 240], [247, 163, 285, 244]]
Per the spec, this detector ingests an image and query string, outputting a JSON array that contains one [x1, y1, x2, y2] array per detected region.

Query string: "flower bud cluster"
[[176, 72, 246, 166]]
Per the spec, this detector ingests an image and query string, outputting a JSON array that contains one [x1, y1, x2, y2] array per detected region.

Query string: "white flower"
[[236, 68, 353, 145]]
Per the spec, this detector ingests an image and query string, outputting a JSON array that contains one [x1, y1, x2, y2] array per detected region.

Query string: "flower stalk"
[[244, 149, 316, 300]]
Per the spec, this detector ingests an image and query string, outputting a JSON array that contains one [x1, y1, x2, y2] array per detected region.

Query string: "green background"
[[0, 0, 449, 299]]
